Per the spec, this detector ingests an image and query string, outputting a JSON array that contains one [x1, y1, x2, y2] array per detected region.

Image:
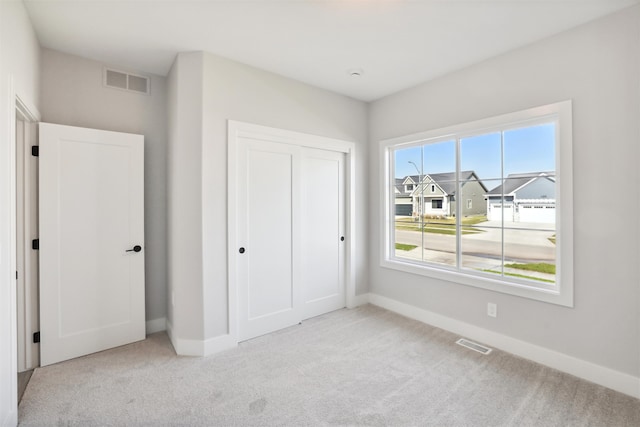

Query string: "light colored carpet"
[[18, 305, 640, 426]]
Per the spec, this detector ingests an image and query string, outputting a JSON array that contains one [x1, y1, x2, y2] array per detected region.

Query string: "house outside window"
[[384, 101, 573, 306]]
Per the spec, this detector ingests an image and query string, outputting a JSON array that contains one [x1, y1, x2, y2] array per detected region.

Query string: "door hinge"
[[32, 239, 39, 250], [16, 271, 18, 280], [31, 146, 39, 157], [33, 332, 40, 343]]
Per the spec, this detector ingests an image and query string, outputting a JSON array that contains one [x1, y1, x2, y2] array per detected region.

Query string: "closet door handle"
[[239, 247, 246, 254]]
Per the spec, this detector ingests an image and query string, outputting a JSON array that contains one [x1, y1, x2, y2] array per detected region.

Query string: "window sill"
[[380, 257, 573, 307]]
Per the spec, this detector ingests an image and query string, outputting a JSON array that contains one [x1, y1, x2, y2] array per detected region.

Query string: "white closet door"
[[39, 123, 145, 366], [300, 148, 346, 319], [236, 136, 346, 342], [237, 138, 302, 341]]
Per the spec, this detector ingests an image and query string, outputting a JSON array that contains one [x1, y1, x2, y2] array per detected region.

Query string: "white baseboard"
[[145, 317, 167, 334], [165, 320, 237, 357], [1, 409, 17, 427], [347, 292, 370, 308], [203, 333, 237, 356], [368, 293, 640, 399]]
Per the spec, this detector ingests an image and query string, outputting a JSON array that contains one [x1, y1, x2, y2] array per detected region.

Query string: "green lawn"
[[395, 215, 487, 235], [504, 262, 556, 274], [395, 243, 418, 251]]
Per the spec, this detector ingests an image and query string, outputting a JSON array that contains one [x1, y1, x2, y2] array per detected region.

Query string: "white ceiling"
[[24, 0, 639, 101]]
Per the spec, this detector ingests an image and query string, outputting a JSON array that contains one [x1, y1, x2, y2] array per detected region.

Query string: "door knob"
[[126, 245, 142, 253]]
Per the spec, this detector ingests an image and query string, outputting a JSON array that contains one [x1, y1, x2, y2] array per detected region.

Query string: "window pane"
[[417, 140, 457, 267], [422, 215, 457, 268], [461, 132, 502, 181], [503, 228, 556, 284], [504, 123, 555, 176], [394, 217, 423, 261], [460, 178, 501, 274], [461, 225, 503, 275], [393, 146, 423, 261]]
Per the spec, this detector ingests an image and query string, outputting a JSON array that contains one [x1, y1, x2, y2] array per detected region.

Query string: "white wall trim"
[[368, 293, 640, 399], [203, 334, 237, 356], [348, 292, 370, 308], [166, 320, 237, 357], [165, 320, 200, 356], [1, 409, 17, 427], [145, 317, 167, 335]]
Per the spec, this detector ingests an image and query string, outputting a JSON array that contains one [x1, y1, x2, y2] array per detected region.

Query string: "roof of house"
[[414, 171, 487, 196], [394, 171, 487, 196], [486, 172, 555, 195]]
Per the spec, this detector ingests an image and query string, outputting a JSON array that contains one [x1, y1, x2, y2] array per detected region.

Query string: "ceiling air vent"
[[456, 338, 492, 355], [104, 68, 150, 95]]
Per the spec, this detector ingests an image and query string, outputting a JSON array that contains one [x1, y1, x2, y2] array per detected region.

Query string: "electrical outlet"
[[487, 303, 497, 318]]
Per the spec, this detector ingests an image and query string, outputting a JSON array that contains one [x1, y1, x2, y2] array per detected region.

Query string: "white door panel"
[[39, 123, 145, 366], [301, 149, 345, 318], [238, 139, 301, 340]]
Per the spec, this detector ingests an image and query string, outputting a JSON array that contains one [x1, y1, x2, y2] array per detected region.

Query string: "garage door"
[[489, 203, 513, 222], [395, 203, 412, 216], [519, 204, 556, 224]]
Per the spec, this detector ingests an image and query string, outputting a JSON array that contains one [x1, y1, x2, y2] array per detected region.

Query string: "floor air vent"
[[104, 68, 150, 95], [456, 338, 492, 355]]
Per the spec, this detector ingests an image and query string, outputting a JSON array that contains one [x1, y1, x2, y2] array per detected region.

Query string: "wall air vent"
[[104, 68, 150, 95], [456, 338, 492, 355]]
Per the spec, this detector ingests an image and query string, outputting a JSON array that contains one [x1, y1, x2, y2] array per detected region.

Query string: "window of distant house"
[[406, 184, 414, 191], [381, 101, 573, 306]]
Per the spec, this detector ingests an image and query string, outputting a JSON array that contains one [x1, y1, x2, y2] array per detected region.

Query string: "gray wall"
[[369, 6, 639, 376], [514, 177, 555, 200], [460, 180, 487, 216], [166, 52, 205, 340], [167, 52, 369, 342], [40, 49, 168, 324]]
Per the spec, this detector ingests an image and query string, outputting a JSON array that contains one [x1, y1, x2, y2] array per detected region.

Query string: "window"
[[406, 184, 414, 191], [382, 101, 573, 306], [430, 184, 435, 193]]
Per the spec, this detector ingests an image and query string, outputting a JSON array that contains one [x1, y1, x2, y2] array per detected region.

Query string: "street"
[[395, 220, 556, 264]]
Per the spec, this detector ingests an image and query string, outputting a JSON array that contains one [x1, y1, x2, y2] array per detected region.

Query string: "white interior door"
[[236, 135, 346, 342], [301, 148, 345, 319], [237, 139, 302, 341], [39, 123, 145, 366]]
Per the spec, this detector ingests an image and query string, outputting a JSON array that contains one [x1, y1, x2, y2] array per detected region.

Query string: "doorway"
[[14, 98, 40, 407]]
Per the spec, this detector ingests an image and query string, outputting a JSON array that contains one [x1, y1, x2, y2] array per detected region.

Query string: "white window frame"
[[380, 101, 573, 307]]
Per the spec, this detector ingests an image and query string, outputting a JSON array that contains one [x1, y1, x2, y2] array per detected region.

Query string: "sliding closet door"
[[300, 148, 346, 319], [236, 139, 302, 341], [235, 135, 347, 342]]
